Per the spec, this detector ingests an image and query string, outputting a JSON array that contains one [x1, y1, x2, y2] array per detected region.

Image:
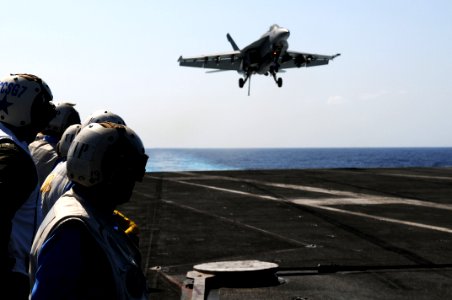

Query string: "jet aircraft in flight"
[[178, 24, 340, 94]]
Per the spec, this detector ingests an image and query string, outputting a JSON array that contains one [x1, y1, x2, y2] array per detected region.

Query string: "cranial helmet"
[[44, 102, 81, 138], [0, 73, 55, 128], [56, 123, 81, 160], [81, 109, 126, 128], [67, 122, 148, 187]]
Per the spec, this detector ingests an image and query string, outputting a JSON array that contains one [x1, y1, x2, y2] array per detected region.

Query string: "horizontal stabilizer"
[[206, 69, 231, 73]]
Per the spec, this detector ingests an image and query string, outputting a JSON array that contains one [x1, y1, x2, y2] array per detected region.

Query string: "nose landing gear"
[[238, 77, 247, 88], [271, 72, 283, 87]]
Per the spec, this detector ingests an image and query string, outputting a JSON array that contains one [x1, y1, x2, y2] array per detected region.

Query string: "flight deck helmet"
[[66, 122, 148, 189], [56, 123, 81, 160], [81, 109, 126, 128], [0, 73, 55, 130], [44, 102, 81, 138]]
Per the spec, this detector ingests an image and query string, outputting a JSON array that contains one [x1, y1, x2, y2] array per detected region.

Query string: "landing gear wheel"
[[239, 78, 245, 88], [277, 77, 283, 87]]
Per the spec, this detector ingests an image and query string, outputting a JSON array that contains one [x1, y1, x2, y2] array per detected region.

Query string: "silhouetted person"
[[29, 102, 80, 186], [30, 122, 149, 299], [40, 123, 80, 217], [0, 73, 56, 300]]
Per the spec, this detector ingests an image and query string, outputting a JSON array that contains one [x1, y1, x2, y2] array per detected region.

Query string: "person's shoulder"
[[58, 217, 88, 230], [0, 139, 34, 168], [29, 137, 56, 151], [0, 138, 20, 151], [52, 217, 90, 241]]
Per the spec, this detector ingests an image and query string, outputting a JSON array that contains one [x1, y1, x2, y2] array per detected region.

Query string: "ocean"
[[144, 148, 452, 172]]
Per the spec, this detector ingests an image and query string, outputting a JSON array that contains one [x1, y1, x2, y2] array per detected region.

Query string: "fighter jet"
[[178, 24, 340, 95]]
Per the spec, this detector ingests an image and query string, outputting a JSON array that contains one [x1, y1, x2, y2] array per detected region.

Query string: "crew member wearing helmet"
[[30, 122, 149, 300], [81, 109, 126, 128], [40, 109, 140, 244], [40, 108, 125, 217], [0, 73, 56, 299], [29, 102, 80, 185], [40, 123, 81, 217], [40, 120, 140, 244]]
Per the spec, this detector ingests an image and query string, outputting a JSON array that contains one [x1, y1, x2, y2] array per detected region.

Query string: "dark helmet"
[[44, 102, 81, 138], [56, 123, 81, 160], [81, 109, 126, 128]]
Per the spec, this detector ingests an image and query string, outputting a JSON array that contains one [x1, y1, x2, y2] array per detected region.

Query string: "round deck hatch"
[[194, 260, 279, 274]]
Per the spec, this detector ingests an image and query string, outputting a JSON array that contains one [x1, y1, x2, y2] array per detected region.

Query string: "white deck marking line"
[[149, 173, 452, 211], [163, 178, 452, 235], [293, 198, 452, 211], [306, 205, 452, 234], [171, 180, 280, 201], [151, 173, 359, 197], [356, 172, 452, 181]]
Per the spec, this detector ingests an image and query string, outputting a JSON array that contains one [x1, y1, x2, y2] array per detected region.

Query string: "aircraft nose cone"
[[281, 28, 290, 38]]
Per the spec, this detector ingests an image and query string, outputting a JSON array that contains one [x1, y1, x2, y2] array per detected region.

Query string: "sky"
[[2, 0, 452, 148]]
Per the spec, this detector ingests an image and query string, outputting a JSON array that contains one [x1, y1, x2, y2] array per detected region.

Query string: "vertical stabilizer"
[[226, 33, 240, 51]]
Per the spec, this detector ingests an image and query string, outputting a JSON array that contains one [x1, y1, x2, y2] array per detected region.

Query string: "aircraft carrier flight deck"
[[119, 167, 452, 299]]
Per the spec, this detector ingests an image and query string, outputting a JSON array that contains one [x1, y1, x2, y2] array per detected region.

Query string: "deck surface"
[[119, 168, 452, 299]]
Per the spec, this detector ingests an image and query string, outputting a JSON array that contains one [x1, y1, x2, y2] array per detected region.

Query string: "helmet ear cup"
[[30, 94, 57, 131], [101, 130, 148, 185], [102, 142, 128, 184]]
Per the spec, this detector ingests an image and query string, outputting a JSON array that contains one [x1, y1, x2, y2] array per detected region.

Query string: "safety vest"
[[30, 189, 148, 300], [40, 160, 73, 218], [29, 136, 60, 186]]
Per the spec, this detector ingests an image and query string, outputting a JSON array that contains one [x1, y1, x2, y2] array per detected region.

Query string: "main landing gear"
[[238, 74, 252, 96], [239, 73, 283, 88], [271, 71, 283, 88]]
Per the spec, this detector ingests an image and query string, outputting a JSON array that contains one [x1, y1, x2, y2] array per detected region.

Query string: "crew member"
[[30, 122, 149, 299], [0, 73, 56, 300]]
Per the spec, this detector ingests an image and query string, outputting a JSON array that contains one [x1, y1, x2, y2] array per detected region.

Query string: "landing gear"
[[239, 77, 245, 88], [238, 73, 252, 96], [271, 71, 283, 88], [238, 73, 250, 88]]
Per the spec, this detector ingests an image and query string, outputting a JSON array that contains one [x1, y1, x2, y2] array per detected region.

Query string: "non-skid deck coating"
[[119, 168, 452, 299]]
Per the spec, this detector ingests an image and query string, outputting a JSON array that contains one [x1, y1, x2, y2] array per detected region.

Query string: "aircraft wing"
[[279, 51, 341, 69], [178, 51, 242, 71]]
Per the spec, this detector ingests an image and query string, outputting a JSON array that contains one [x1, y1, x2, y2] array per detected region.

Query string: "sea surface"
[[144, 148, 452, 172]]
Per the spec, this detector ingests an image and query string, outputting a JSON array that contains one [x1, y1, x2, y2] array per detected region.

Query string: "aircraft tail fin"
[[227, 33, 240, 51]]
